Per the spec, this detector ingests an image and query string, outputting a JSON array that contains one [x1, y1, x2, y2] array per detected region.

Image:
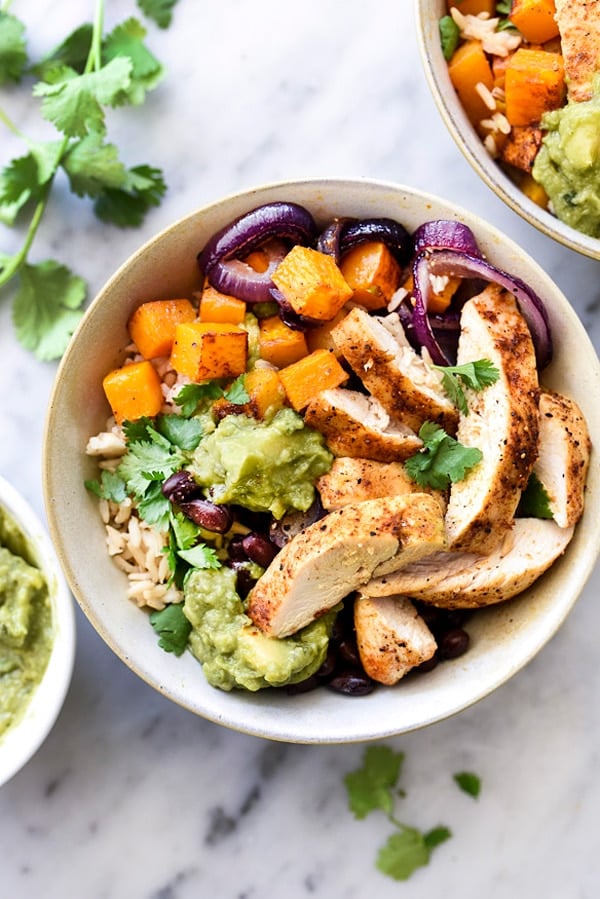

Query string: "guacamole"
[[189, 407, 333, 519], [533, 79, 600, 237], [183, 566, 336, 691], [0, 507, 52, 738]]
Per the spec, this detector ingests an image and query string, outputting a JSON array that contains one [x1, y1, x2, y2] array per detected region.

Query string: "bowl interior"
[[0, 476, 75, 787], [44, 177, 600, 743], [415, 0, 600, 260]]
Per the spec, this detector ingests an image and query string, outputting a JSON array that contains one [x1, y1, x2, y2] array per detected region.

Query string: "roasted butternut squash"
[[509, 0, 560, 45], [447, 0, 495, 13], [198, 285, 246, 325], [258, 315, 308, 368], [272, 246, 353, 321], [170, 322, 248, 381], [448, 40, 495, 128], [102, 360, 163, 424], [277, 349, 348, 412], [245, 368, 286, 419], [339, 241, 402, 310], [504, 48, 565, 126], [127, 299, 196, 360], [306, 307, 348, 355]]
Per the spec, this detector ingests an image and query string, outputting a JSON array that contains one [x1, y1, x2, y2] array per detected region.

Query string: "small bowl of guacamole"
[[0, 475, 75, 788]]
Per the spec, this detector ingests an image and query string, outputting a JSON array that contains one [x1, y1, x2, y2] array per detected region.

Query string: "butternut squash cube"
[[272, 246, 353, 321], [278, 349, 348, 411], [102, 360, 163, 424], [258, 315, 308, 368], [198, 285, 246, 325], [447, 0, 495, 14], [339, 241, 401, 310], [306, 308, 348, 355], [127, 298, 196, 359], [505, 48, 565, 126], [509, 0, 559, 45], [245, 368, 286, 419], [170, 322, 248, 382], [448, 40, 495, 128]]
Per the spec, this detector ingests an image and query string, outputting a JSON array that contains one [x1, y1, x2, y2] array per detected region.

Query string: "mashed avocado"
[[183, 566, 336, 691], [189, 407, 333, 519], [533, 79, 600, 237], [0, 507, 52, 738]]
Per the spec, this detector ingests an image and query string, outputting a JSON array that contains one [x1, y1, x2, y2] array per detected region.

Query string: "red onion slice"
[[413, 220, 482, 256], [412, 249, 553, 369]]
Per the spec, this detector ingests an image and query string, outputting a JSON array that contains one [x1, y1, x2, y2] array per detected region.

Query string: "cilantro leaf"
[[405, 422, 483, 490], [434, 359, 500, 415], [424, 826, 453, 849], [137, 0, 180, 29], [12, 261, 86, 360], [174, 382, 224, 417], [149, 603, 191, 655], [137, 480, 171, 530], [156, 414, 203, 451], [32, 57, 133, 137], [517, 472, 553, 519], [84, 470, 128, 503], [118, 439, 184, 499], [0, 141, 63, 224], [0, 11, 28, 84], [93, 164, 166, 227], [224, 374, 250, 405], [439, 15, 460, 62], [103, 18, 164, 105], [177, 543, 221, 569], [453, 771, 481, 798], [376, 827, 432, 881], [61, 134, 127, 198], [170, 510, 202, 552], [31, 24, 93, 80], [344, 746, 405, 820]]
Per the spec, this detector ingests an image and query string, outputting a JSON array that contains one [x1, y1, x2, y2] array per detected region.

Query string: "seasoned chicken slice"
[[533, 389, 591, 528], [304, 388, 422, 462], [331, 307, 458, 434], [246, 494, 446, 638], [316, 456, 446, 512], [555, 0, 600, 101], [363, 518, 574, 609], [354, 593, 437, 685], [444, 285, 540, 554]]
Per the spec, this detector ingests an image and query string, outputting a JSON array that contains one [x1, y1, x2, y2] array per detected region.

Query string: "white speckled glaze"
[[3, 2, 600, 897]]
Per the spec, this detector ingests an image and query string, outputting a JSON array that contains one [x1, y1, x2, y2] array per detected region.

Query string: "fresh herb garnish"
[[453, 771, 482, 798], [177, 543, 221, 570], [84, 468, 128, 503], [433, 359, 500, 415], [517, 472, 554, 519], [0, 1, 177, 359], [439, 15, 460, 61], [405, 422, 483, 489], [149, 603, 191, 656], [344, 746, 452, 882], [173, 375, 251, 417]]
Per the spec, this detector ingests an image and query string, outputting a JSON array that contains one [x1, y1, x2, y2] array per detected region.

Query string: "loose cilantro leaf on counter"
[[93, 163, 166, 227], [517, 472, 553, 519], [405, 422, 483, 490], [12, 261, 87, 360], [0, 11, 27, 84], [376, 826, 451, 881], [453, 771, 482, 798], [434, 359, 500, 415], [149, 603, 191, 656], [137, 0, 180, 29]]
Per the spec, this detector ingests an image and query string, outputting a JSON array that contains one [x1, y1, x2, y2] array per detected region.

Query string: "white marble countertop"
[[1, 2, 600, 897]]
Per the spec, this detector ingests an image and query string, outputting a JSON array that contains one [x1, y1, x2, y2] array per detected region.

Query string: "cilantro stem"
[[0, 106, 25, 140], [88, 0, 106, 74]]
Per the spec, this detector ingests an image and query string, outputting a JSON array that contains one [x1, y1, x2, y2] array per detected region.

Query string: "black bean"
[[227, 534, 248, 562], [415, 651, 440, 674], [228, 561, 258, 599], [338, 638, 360, 667], [179, 499, 233, 533], [327, 670, 376, 696], [315, 648, 337, 681], [162, 470, 200, 504], [242, 532, 279, 568], [285, 675, 320, 695], [438, 628, 470, 660]]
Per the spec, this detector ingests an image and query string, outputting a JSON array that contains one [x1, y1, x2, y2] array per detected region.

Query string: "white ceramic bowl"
[[0, 475, 75, 787], [43, 177, 600, 743], [416, 0, 600, 260]]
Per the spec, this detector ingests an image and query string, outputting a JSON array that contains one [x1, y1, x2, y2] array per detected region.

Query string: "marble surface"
[[1, 1, 600, 897]]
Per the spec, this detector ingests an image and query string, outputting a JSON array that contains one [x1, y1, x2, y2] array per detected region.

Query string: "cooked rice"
[[450, 9, 522, 57]]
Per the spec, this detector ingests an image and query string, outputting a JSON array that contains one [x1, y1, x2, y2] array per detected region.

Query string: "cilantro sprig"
[[0, 1, 179, 359], [405, 422, 483, 490], [344, 746, 452, 882], [433, 358, 500, 415]]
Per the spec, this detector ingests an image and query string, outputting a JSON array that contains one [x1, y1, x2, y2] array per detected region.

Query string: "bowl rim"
[[0, 474, 76, 787], [43, 175, 600, 744], [414, 0, 600, 261]]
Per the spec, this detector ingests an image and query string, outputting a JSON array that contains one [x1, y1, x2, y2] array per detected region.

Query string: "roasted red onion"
[[197, 202, 317, 303], [316, 216, 411, 265], [413, 220, 482, 256]]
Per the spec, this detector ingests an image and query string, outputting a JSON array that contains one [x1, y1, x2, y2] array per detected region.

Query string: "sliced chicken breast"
[[246, 494, 446, 638], [331, 307, 458, 434], [555, 0, 600, 101], [316, 456, 447, 512], [304, 388, 422, 462], [354, 593, 437, 685], [363, 518, 574, 609], [444, 285, 540, 554], [533, 389, 591, 528]]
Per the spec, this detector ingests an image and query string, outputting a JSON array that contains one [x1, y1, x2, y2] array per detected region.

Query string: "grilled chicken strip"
[[246, 494, 446, 638], [363, 518, 574, 609], [444, 285, 540, 554], [354, 593, 437, 685], [316, 456, 446, 512], [555, 0, 600, 101], [304, 388, 422, 462], [331, 307, 458, 434], [533, 389, 591, 528]]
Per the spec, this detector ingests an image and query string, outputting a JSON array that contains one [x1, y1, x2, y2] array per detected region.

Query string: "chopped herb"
[[224, 374, 251, 405], [84, 469, 128, 503], [0, 11, 27, 84], [376, 826, 451, 881], [517, 472, 553, 519], [174, 382, 225, 417], [453, 771, 482, 798], [439, 15, 460, 61], [137, 0, 180, 29], [433, 359, 500, 415], [156, 413, 203, 451], [405, 422, 483, 489], [177, 543, 221, 570], [149, 603, 191, 655]]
